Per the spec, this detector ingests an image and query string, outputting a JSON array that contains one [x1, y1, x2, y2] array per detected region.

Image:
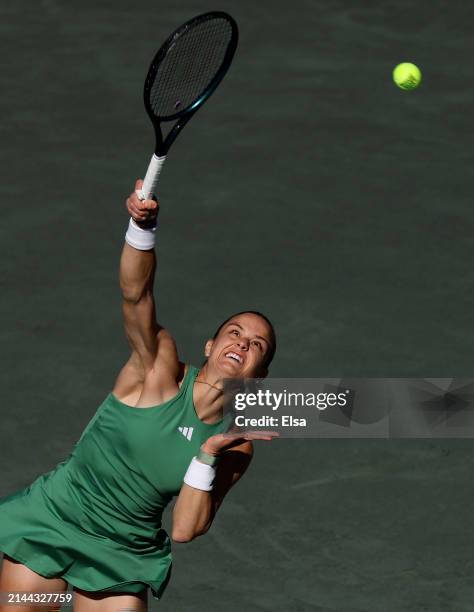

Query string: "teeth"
[[226, 352, 242, 363]]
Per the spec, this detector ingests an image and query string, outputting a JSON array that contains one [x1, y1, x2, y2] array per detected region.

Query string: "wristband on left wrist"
[[183, 457, 216, 491], [197, 448, 220, 467]]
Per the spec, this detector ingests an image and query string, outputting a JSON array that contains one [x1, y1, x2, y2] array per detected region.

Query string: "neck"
[[193, 364, 225, 422]]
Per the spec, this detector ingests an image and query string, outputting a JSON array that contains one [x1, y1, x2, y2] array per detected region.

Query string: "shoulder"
[[144, 327, 182, 384], [112, 330, 184, 405], [154, 328, 179, 369]]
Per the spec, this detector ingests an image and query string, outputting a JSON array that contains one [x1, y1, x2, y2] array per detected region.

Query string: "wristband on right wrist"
[[125, 217, 157, 251]]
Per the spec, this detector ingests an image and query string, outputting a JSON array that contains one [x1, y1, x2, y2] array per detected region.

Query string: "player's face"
[[205, 313, 273, 378]]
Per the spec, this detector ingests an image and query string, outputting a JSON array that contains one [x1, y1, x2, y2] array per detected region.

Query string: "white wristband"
[[125, 218, 157, 251], [183, 456, 216, 491]]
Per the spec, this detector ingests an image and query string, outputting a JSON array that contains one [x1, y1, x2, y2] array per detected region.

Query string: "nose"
[[236, 338, 249, 350]]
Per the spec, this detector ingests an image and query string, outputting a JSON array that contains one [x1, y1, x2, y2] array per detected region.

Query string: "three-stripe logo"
[[178, 426, 193, 441]]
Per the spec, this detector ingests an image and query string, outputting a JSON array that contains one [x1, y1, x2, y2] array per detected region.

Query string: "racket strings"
[[152, 22, 230, 115], [149, 17, 234, 119]]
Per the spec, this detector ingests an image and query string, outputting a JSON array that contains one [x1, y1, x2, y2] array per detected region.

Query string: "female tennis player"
[[0, 180, 278, 612]]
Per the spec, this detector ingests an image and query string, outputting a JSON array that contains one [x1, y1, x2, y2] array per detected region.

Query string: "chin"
[[217, 361, 245, 377], [221, 367, 243, 378]]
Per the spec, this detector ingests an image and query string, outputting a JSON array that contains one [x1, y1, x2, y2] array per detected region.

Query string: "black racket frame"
[[143, 11, 239, 157]]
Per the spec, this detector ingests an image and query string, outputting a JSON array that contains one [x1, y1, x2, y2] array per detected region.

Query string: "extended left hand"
[[201, 430, 280, 456]]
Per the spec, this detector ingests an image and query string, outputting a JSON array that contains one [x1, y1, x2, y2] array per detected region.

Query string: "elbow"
[[171, 523, 210, 543], [121, 285, 152, 304], [171, 528, 196, 543], [121, 289, 142, 304]]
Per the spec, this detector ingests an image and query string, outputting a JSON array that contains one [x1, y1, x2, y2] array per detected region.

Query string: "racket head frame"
[[143, 11, 239, 156]]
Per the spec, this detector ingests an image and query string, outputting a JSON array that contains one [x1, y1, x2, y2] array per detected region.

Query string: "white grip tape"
[[183, 457, 216, 492], [140, 154, 166, 200]]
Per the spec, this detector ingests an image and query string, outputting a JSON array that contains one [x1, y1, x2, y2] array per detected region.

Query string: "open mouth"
[[225, 351, 243, 365]]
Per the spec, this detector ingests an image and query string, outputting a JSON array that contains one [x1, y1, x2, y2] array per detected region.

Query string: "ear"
[[204, 339, 214, 358]]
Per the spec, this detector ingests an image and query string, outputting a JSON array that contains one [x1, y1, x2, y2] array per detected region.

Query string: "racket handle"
[[139, 153, 167, 200]]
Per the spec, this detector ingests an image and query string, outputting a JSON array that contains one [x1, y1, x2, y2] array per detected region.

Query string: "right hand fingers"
[[126, 179, 159, 220], [127, 197, 146, 222], [127, 199, 158, 224], [134, 178, 158, 204]]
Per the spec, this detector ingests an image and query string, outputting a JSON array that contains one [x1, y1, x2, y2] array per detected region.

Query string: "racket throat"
[[153, 123, 165, 156], [153, 115, 191, 156]]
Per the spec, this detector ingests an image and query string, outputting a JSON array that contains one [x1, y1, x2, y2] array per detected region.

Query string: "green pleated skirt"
[[0, 461, 172, 600]]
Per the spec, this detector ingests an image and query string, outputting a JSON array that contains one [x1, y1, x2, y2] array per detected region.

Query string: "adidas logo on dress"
[[178, 426, 193, 441]]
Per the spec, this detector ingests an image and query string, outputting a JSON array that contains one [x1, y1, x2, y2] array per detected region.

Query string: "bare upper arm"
[[112, 328, 181, 404], [134, 330, 182, 407], [121, 291, 160, 373], [111, 350, 145, 399]]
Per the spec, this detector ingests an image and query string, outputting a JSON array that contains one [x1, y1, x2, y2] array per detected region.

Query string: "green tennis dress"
[[0, 365, 230, 600]]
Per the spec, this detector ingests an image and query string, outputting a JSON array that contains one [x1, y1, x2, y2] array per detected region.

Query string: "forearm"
[[120, 242, 156, 303], [172, 485, 215, 542], [171, 440, 253, 543]]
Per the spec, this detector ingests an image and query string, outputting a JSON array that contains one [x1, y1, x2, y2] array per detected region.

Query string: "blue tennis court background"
[[1, 1, 474, 610]]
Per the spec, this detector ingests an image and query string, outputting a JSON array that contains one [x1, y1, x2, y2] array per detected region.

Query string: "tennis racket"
[[139, 11, 239, 201]]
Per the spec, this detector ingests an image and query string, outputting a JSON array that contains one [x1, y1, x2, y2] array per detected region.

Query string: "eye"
[[252, 340, 262, 350], [230, 329, 239, 336]]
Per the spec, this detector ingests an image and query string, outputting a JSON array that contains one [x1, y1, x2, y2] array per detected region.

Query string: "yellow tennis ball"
[[392, 62, 422, 90]]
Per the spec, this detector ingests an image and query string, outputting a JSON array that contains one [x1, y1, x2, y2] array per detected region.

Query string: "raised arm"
[[120, 242, 159, 374], [113, 180, 180, 404], [119, 179, 160, 374]]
